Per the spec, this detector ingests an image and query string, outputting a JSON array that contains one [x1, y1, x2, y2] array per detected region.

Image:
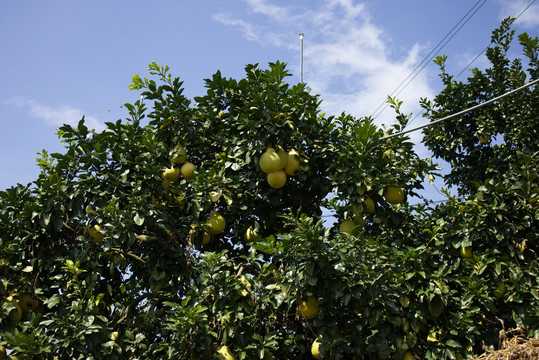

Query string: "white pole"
[[299, 33, 304, 83]]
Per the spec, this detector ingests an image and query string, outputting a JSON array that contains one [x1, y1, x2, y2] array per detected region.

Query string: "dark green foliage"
[[1, 19, 537, 360]]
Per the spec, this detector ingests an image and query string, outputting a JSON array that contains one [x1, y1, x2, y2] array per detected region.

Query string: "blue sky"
[[1, 0, 538, 198]]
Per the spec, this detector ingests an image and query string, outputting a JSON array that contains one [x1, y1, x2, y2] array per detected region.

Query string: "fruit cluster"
[[259, 147, 302, 189]]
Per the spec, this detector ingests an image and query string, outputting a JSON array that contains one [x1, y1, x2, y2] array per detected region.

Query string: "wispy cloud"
[[213, 0, 436, 128], [4, 97, 105, 132], [211, 14, 261, 42], [243, 0, 291, 20], [498, 0, 539, 28]]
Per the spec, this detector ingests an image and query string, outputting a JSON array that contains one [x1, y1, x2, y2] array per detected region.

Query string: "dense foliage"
[[1, 19, 537, 359]]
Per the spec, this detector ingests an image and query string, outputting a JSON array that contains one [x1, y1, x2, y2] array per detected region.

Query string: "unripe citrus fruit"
[[428, 296, 444, 318], [403, 351, 414, 360], [180, 162, 196, 180], [202, 231, 211, 245], [363, 197, 375, 214], [276, 146, 288, 169], [285, 149, 301, 176], [405, 332, 417, 349], [19, 292, 38, 313], [162, 167, 180, 182], [85, 204, 96, 214], [267, 169, 287, 188], [259, 148, 283, 173], [478, 134, 490, 144], [244, 227, 261, 243], [339, 219, 356, 234], [460, 246, 473, 259], [89, 225, 104, 244], [297, 296, 319, 319], [170, 145, 187, 164], [311, 336, 322, 359], [206, 212, 226, 235], [3, 298, 23, 324], [356, 185, 366, 195], [216, 345, 235, 360], [353, 215, 365, 227], [384, 186, 405, 204], [493, 281, 506, 299]]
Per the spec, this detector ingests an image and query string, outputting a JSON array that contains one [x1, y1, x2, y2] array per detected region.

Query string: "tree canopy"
[[1, 18, 537, 360]]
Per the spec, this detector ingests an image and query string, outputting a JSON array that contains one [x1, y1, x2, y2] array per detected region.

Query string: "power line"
[[377, 78, 539, 141], [370, 0, 488, 120], [457, 0, 537, 78], [405, 0, 537, 128]]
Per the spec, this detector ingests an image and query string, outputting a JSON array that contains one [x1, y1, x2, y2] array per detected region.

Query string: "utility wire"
[[457, 0, 537, 78], [370, 0, 488, 120], [405, 0, 537, 127], [401, 0, 538, 205], [376, 1, 538, 205], [377, 78, 539, 141]]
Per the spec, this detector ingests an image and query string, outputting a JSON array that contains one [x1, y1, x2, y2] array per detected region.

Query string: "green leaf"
[[44, 294, 62, 308]]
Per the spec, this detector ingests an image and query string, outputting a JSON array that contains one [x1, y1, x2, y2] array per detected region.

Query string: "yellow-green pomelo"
[[162, 167, 180, 182], [353, 215, 365, 227], [478, 134, 490, 144], [202, 231, 211, 245], [493, 281, 506, 299], [276, 147, 288, 168], [170, 145, 187, 164], [89, 225, 104, 244], [216, 345, 235, 360], [18, 293, 39, 313], [339, 219, 356, 234], [363, 197, 375, 214], [297, 296, 319, 319], [181, 162, 196, 180], [403, 352, 414, 360], [244, 227, 261, 243], [267, 169, 287, 188], [259, 148, 283, 173], [460, 246, 473, 259], [356, 185, 366, 195], [428, 296, 444, 318], [206, 212, 226, 235], [3, 299, 22, 324], [384, 186, 405, 205], [162, 180, 180, 194], [285, 149, 301, 176], [85, 204, 96, 214], [311, 336, 322, 359], [162, 180, 171, 191]]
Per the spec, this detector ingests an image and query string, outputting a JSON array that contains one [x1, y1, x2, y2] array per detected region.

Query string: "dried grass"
[[473, 327, 538, 360]]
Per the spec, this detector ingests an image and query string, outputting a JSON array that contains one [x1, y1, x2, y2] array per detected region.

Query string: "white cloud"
[[243, 0, 291, 21], [4, 97, 105, 132], [498, 0, 539, 28], [327, 0, 366, 19], [213, 0, 436, 129], [211, 14, 261, 42]]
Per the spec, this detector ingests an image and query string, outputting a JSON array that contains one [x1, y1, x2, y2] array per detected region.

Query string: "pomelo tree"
[[1, 18, 537, 359], [416, 17, 539, 358]]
